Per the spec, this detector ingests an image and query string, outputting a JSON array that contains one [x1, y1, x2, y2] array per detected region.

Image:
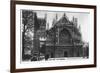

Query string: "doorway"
[[64, 51, 68, 57]]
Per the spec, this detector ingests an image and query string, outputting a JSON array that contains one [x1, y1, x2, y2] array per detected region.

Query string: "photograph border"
[[10, 0, 97, 73]]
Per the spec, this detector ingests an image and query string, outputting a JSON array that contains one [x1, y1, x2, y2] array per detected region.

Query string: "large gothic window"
[[59, 28, 71, 44]]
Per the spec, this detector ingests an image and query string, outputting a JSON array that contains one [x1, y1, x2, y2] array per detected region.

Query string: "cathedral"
[[22, 11, 89, 61], [44, 13, 89, 58]]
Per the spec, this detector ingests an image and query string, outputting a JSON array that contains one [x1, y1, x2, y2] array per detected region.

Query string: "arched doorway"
[[64, 51, 68, 57]]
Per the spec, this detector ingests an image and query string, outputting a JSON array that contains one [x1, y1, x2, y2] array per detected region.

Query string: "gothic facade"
[[45, 13, 88, 58]]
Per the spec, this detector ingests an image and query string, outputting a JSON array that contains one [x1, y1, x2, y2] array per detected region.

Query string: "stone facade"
[[45, 13, 86, 58]]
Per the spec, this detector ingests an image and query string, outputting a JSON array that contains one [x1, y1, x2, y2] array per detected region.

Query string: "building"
[[22, 11, 89, 61], [45, 13, 86, 58], [31, 13, 47, 56]]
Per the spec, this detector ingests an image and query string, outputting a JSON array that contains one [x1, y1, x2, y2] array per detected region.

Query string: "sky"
[[33, 10, 90, 42]]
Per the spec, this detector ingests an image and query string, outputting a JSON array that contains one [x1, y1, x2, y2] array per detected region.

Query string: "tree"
[[22, 10, 34, 60], [22, 10, 40, 60]]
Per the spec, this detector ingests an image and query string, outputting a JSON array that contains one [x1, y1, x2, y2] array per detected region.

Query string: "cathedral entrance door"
[[64, 51, 68, 57]]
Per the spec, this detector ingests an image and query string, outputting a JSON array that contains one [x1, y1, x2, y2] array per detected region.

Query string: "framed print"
[[10, 0, 97, 73]]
